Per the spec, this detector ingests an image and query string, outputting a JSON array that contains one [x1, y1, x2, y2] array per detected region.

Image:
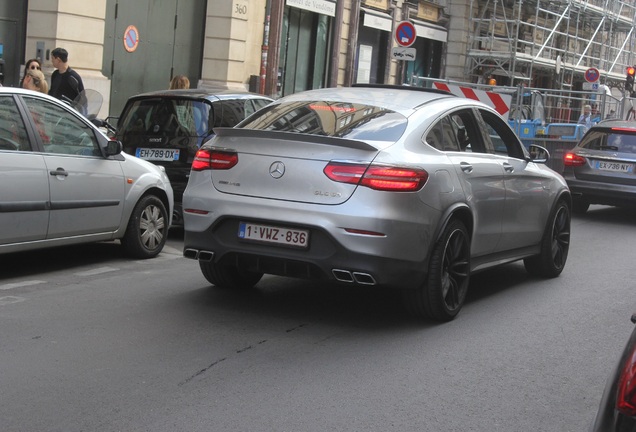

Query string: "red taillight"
[[617, 344, 636, 416], [191, 149, 238, 171], [563, 152, 586, 167], [323, 162, 428, 192]]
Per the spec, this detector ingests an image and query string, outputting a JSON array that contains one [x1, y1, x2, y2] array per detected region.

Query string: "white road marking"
[[74, 266, 119, 277], [0, 296, 26, 305], [0, 280, 47, 290]]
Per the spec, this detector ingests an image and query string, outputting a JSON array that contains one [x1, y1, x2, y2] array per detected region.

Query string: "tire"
[[523, 200, 571, 278], [571, 198, 590, 214], [404, 219, 471, 322], [121, 195, 168, 259], [199, 260, 263, 289]]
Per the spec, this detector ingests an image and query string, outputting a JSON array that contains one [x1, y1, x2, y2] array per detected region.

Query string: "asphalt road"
[[1, 206, 634, 432]]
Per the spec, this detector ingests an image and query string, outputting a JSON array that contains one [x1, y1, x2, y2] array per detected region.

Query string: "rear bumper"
[[565, 177, 636, 207], [183, 217, 428, 289]]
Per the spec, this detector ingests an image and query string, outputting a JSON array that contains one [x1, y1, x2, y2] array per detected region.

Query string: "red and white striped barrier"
[[433, 82, 512, 120]]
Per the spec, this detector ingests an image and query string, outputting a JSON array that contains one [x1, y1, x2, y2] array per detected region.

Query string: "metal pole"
[[265, 0, 284, 98]]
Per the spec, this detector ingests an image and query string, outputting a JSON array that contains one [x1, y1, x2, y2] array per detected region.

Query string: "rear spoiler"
[[212, 127, 379, 151]]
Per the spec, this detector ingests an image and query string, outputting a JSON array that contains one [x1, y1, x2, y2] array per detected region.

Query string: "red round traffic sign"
[[395, 21, 417, 47], [124, 25, 139, 53], [584, 67, 600, 83]]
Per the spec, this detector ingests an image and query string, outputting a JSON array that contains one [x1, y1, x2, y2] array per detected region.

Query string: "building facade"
[[3, 0, 634, 118], [4, 0, 451, 116]]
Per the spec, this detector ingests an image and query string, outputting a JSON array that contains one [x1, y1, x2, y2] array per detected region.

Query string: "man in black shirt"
[[49, 47, 84, 103]]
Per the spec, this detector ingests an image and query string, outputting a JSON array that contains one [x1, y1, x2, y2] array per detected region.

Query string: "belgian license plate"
[[595, 161, 633, 173], [238, 222, 309, 248], [135, 148, 180, 161]]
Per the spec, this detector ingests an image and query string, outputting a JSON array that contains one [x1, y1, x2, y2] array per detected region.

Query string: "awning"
[[413, 19, 447, 43], [361, 7, 392, 32], [286, 0, 336, 17]]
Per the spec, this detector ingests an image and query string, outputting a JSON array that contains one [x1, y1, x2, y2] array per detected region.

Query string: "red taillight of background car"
[[191, 149, 238, 171], [324, 162, 428, 192], [563, 152, 586, 167], [617, 344, 636, 416]]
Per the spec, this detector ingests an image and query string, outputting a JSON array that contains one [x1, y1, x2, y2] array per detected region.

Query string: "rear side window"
[[118, 98, 211, 138], [580, 130, 636, 154], [211, 98, 273, 128], [0, 95, 30, 151], [238, 100, 408, 142]]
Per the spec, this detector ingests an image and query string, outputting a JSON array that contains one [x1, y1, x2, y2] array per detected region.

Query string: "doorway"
[[104, 0, 206, 117]]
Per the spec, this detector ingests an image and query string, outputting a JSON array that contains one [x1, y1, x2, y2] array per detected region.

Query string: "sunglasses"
[[29, 65, 41, 70]]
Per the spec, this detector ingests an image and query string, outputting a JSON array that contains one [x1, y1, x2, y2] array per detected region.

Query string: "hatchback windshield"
[[238, 100, 408, 142], [118, 98, 211, 138]]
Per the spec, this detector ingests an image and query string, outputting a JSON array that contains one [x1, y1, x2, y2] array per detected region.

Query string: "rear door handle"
[[50, 168, 69, 177], [460, 162, 473, 173], [503, 162, 514, 173]]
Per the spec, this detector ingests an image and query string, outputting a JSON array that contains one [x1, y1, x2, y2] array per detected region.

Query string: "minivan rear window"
[[237, 100, 408, 142], [118, 98, 211, 138]]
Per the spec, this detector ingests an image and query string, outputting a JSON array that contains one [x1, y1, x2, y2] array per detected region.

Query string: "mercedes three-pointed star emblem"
[[269, 161, 285, 179]]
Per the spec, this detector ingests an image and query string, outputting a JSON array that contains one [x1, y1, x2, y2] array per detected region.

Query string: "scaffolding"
[[466, 0, 636, 91]]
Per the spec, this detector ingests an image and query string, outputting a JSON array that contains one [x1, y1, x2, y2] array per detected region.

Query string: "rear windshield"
[[580, 129, 636, 154], [237, 100, 408, 142], [118, 98, 211, 138]]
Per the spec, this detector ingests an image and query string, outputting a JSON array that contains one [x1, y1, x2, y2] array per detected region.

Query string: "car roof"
[[274, 85, 461, 116], [126, 88, 273, 102], [0, 86, 64, 103], [591, 119, 636, 130]]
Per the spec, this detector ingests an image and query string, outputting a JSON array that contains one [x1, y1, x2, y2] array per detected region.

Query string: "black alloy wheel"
[[405, 219, 471, 322], [524, 200, 571, 278]]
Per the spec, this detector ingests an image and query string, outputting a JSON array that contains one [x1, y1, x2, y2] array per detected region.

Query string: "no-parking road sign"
[[584, 67, 600, 83], [395, 21, 416, 47], [124, 25, 140, 53]]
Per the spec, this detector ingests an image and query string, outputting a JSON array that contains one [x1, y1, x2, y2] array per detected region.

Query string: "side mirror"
[[105, 140, 123, 157], [528, 144, 550, 164], [91, 118, 106, 128], [91, 117, 117, 137]]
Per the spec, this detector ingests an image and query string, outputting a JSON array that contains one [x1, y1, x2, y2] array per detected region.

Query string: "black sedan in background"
[[115, 89, 273, 224], [591, 313, 636, 431]]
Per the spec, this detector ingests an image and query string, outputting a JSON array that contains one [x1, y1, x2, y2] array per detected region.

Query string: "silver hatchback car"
[[183, 85, 571, 321], [0, 88, 173, 258]]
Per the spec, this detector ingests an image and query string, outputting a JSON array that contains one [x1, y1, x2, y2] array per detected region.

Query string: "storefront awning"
[[286, 0, 336, 17], [361, 7, 392, 32], [413, 19, 447, 43]]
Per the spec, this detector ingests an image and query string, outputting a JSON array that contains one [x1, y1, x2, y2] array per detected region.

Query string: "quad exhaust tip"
[[332, 269, 376, 285], [183, 253, 375, 285]]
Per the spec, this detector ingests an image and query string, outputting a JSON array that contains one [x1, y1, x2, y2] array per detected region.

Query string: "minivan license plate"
[[595, 161, 633, 173], [136, 148, 180, 161], [238, 222, 309, 248]]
